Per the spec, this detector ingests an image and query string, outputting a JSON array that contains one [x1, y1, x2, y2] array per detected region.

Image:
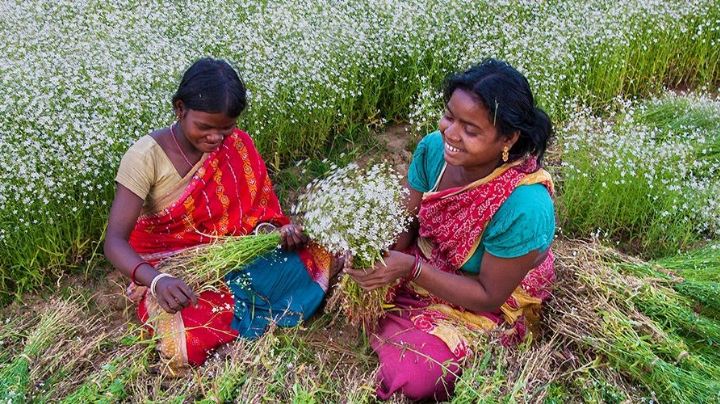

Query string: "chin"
[[443, 150, 460, 165]]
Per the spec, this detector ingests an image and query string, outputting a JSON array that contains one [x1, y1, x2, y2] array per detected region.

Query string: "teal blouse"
[[407, 131, 555, 273]]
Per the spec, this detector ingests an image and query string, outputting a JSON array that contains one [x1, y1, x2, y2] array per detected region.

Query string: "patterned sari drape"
[[390, 157, 555, 359], [127, 129, 330, 372]]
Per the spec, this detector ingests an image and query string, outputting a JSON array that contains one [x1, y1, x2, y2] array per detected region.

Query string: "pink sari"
[[373, 157, 555, 400]]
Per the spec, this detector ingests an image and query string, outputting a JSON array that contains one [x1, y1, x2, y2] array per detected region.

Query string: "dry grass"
[[2, 239, 720, 402]]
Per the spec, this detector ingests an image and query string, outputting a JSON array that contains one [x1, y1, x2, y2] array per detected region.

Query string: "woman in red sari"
[[347, 59, 556, 400], [104, 58, 331, 372]]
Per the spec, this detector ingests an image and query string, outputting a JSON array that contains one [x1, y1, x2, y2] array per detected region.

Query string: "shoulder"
[[495, 184, 555, 230], [505, 183, 554, 211], [120, 135, 164, 165], [408, 131, 445, 192], [116, 135, 162, 200], [128, 134, 160, 153], [482, 184, 555, 258], [417, 130, 444, 151]]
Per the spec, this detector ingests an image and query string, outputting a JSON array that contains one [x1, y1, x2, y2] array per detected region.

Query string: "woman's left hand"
[[280, 224, 308, 251], [344, 250, 415, 290]]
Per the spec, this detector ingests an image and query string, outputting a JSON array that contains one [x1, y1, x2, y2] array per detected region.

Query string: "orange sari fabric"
[[126, 130, 330, 371], [129, 129, 289, 263]]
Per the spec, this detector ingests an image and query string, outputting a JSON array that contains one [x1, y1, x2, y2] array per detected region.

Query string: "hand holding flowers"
[[345, 251, 415, 291], [294, 162, 411, 327], [279, 224, 308, 251]]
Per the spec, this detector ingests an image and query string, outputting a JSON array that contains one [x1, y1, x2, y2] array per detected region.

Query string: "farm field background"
[[0, 0, 719, 402]]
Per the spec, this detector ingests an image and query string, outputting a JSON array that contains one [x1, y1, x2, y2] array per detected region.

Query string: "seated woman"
[[346, 59, 555, 400], [104, 58, 332, 372]]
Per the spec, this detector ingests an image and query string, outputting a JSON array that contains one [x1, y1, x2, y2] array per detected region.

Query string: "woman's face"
[[438, 89, 511, 169], [176, 104, 237, 153]]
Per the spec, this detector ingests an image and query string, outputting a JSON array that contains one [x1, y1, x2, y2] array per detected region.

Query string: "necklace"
[[170, 123, 195, 168]]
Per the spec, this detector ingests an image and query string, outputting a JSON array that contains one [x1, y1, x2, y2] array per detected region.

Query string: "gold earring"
[[502, 146, 509, 162]]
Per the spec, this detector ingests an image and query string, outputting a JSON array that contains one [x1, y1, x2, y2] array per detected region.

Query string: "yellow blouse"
[[115, 135, 206, 215]]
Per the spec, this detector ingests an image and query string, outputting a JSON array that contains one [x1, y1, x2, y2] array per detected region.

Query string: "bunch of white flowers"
[[294, 162, 410, 268], [293, 162, 410, 327]]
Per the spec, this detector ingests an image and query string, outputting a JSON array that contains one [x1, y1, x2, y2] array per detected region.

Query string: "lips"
[[445, 142, 463, 153]]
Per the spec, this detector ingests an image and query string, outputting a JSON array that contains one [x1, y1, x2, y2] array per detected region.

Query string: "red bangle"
[[131, 261, 149, 285]]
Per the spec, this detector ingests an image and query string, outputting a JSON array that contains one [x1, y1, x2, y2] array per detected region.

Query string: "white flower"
[[296, 162, 410, 266]]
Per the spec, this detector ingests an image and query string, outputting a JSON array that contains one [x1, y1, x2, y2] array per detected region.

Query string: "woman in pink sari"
[[347, 59, 556, 400]]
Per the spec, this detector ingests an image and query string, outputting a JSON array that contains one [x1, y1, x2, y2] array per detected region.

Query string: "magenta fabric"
[[371, 310, 462, 400]]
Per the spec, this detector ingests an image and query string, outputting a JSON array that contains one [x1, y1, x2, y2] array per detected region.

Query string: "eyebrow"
[[446, 103, 482, 130]]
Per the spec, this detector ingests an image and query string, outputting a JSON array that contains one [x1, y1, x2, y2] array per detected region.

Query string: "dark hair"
[[443, 59, 553, 164], [172, 58, 247, 118]]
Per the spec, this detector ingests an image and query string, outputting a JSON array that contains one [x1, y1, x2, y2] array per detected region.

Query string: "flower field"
[[1, 0, 719, 402]]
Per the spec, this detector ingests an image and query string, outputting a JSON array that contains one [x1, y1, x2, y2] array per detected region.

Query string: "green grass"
[[0, 241, 720, 401]]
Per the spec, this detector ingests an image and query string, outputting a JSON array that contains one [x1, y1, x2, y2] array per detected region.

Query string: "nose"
[[442, 120, 460, 142], [207, 132, 224, 143]]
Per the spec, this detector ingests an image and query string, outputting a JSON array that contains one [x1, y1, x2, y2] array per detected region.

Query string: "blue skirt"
[[224, 249, 326, 338]]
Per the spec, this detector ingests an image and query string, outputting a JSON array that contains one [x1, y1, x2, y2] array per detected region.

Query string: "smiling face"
[[175, 101, 237, 153], [438, 89, 517, 173]]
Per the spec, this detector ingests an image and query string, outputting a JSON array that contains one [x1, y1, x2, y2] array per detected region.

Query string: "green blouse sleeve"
[[407, 131, 445, 193], [482, 184, 556, 259]]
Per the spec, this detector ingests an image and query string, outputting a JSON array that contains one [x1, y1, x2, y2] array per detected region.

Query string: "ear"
[[173, 100, 186, 120], [505, 130, 520, 149]]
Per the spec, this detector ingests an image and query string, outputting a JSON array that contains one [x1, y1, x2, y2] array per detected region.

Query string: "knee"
[[377, 347, 461, 401]]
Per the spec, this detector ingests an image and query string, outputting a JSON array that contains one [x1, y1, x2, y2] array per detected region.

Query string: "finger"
[[292, 225, 303, 236], [162, 290, 183, 311], [157, 294, 177, 314], [344, 267, 365, 277], [356, 280, 378, 291], [169, 286, 190, 308], [280, 232, 290, 249], [179, 283, 198, 306], [290, 232, 304, 247]]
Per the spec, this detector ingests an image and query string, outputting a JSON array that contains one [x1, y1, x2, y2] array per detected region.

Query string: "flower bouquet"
[[293, 162, 410, 327]]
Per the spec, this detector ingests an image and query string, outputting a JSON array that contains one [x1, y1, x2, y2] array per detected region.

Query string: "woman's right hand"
[[154, 276, 198, 314]]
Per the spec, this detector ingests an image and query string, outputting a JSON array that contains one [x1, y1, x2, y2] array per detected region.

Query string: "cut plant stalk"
[[0, 301, 79, 403], [295, 163, 410, 329], [156, 232, 281, 292]]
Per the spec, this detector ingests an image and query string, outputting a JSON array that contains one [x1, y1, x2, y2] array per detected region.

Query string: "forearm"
[[104, 237, 161, 287], [413, 262, 503, 312]]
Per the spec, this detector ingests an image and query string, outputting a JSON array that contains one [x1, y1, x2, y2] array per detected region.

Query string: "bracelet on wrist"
[[150, 273, 173, 299], [410, 255, 423, 281], [131, 261, 151, 285]]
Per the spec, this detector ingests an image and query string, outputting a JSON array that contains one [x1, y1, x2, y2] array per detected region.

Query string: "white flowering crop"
[[557, 92, 720, 256], [294, 163, 410, 267], [0, 0, 717, 298]]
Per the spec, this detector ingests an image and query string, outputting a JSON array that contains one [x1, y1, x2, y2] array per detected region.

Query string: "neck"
[[458, 159, 503, 184], [172, 123, 201, 158]]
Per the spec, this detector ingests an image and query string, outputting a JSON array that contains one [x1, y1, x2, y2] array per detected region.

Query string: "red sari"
[[127, 129, 330, 372]]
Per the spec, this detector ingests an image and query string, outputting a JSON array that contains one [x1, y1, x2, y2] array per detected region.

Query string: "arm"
[[391, 183, 423, 251], [104, 184, 197, 314], [346, 249, 547, 313]]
